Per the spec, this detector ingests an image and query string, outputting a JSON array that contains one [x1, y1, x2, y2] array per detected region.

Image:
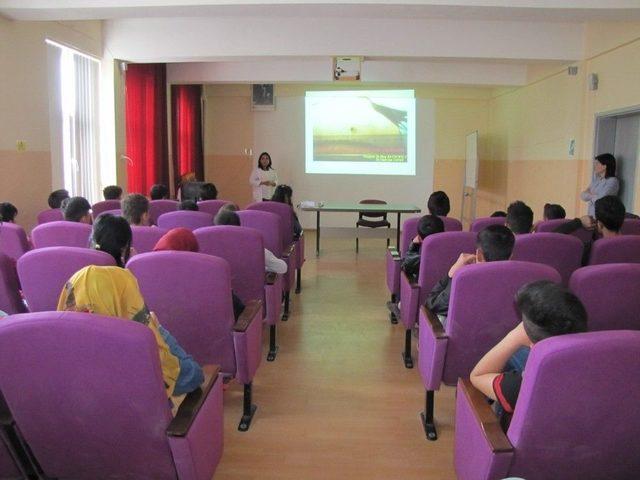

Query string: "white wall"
[[252, 94, 435, 228]]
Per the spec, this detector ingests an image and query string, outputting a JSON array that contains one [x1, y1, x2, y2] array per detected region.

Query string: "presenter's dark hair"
[[0, 203, 18, 223], [543, 203, 566, 220], [594, 195, 625, 232], [91, 214, 132, 267], [427, 191, 450, 217], [258, 152, 272, 170], [477, 225, 515, 262], [595, 153, 616, 178], [506, 201, 534, 234], [48, 189, 69, 209], [417, 215, 444, 240], [150, 184, 169, 200], [103, 185, 123, 200]]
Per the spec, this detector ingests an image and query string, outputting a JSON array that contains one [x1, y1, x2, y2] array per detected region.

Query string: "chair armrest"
[[458, 379, 513, 453], [265, 271, 277, 285], [421, 305, 445, 338], [167, 365, 220, 437], [282, 243, 295, 258], [387, 246, 400, 260], [234, 299, 263, 332]]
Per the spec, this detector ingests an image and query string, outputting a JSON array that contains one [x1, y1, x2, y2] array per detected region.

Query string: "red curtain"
[[171, 85, 204, 189], [125, 63, 169, 195]]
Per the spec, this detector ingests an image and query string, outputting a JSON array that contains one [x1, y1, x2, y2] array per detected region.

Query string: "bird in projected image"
[[366, 98, 407, 136]]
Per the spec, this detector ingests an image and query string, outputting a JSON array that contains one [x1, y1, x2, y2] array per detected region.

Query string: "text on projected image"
[[305, 90, 416, 175]]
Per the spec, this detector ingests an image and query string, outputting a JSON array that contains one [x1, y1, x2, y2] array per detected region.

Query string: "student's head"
[[150, 184, 169, 200], [506, 201, 534, 234], [91, 214, 132, 267], [178, 200, 199, 211], [594, 195, 625, 234], [516, 280, 587, 343], [199, 183, 218, 201], [0, 203, 18, 223], [63, 197, 92, 223], [594, 153, 616, 178], [103, 185, 123, 200], [153, 228, 198, 252], [476, 224, 515, 262], [427, 191, 450, 217], [543, 203, 566, 221], [48, 189, 69, 209], [271, 184, 293, 205], [121, 193, 150, 226], [214, 209, 241, 226], [490, 211, 507, 218], [221, 202, 239, 212], [258, 152, 272, 170], [417, 215, 444, 240]]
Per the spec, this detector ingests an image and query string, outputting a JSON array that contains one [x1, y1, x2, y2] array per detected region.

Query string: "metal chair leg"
[[401, 329, 413, 368], [238, 382, 257, 432], [267, 325, 278, 361], [419, 390, 438, 440], [295, 267, 301, 294]]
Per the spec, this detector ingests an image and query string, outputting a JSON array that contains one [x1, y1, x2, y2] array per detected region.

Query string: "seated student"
[[103, 185, 123, 201], [401, 215, 445, 281], [427, 191, 450, 217], [0, 203, 18, 223], [178, 200, 198, 211], [122, 193, 150, 226], [220, 202, 239, 212], [426, 225, 515, 322], [62, 197, 92, 224], [48, 189, 69, 209], [214, 209, 287, 274], [59, 214, 203, 412], [470, 280, 587, 430], [554, 195, 625, 265], [153, 227, 245, 320], [506, 200, 533, 234], [490, 211, 507, 218], [199, 183, 218, 201], [543, 203, 566, 221], [271, 184, 302, 239], [150, 184, 169, 200]]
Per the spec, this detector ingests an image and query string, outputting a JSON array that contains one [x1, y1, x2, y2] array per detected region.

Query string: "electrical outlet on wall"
[[16, 140, 27, 152]]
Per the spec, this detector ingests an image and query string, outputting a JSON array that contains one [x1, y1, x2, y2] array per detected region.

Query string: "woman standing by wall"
[[249, 152, 278, 202], [581, 153, 619, 216]]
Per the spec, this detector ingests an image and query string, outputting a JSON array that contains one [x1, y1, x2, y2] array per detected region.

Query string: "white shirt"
[[249, 168, 278, 202], [265, 248, 287, 274]]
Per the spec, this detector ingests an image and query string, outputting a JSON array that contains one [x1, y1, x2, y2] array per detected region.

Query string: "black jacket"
[[401, 242, 421, 280], [425, 274, 452, 317]]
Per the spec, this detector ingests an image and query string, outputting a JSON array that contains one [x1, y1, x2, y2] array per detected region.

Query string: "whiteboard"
[[465, 131, 479, 188]]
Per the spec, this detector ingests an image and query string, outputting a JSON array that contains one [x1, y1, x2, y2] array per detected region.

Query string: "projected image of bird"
[[367, 98, 407, 136]]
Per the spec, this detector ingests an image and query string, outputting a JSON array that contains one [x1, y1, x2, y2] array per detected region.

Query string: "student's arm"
[[425, 275, 452, 315], [470, 322, 531, 402], [265, 248, 287, 274], [554, 216, 594, 234]]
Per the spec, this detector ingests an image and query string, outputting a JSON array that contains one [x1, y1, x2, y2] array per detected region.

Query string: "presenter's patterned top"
[[580, 176, 619, 216], [249, 168, 278, 202]]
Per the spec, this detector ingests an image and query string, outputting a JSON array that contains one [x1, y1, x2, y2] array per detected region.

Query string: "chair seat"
[[357, 219, 390, 228]]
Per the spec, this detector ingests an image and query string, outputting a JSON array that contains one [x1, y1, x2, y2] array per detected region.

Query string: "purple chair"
[[569, 263, 640, 331], [470, 217, 505, 232], [157, 211, 213, 231], [0, 254, 26, 315], [18, 247, 116, 312], [455, 330, 640, 480], [0, 223, 30, 262], [399, 231, 477, 368], [418, 261, 560, 440], [440, 216, 463, 232], [131, 226, 168, 254], [534, 218, 593, 243], [96, 208, 122, 218], [589, 236, 640, 265], [197, 200, 230, 217], [92, 200, 121, 218], [149, 199, 179, 225], [511, 233, 583, 285], [30, 221, 92, 249], [621, 218, 640, 235], [36, 208, 63, 225], [128, 251, 262, 431], [0, 392, 29, 479], [386, 216, 420, 308], [0, 311, 224, 480]]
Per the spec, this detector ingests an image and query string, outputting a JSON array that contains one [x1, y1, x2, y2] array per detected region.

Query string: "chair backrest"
[[131, 226, 168, 254], [237, 210, 283, 257], [30, 221, 92, 249], [149, 199, 179, 225], [358, 199, 387, 220], [0, 311, 177, 480], [37, 208, 63, 225], [18, 247, 116, 312], [534, 219, 593, 243], [246, 201, 295, 250], [621, 218, 640, 235], [0, 223, 30, 261], [469, 216, 504, 232], [0, 253, 26, 315], [400, 216, 420, 256], [417, 231, 477, 296], [197, 200, 230, 217], [569, 263, 640, 331], [194, 226, 265, 304], [96, 208, 122, 219], [440, 216, 463, 232], [511, 233, 583, 285], [506, 330, 640, 480], [443, 261, 561, 385], [127, 251, 237, 374], [589, 236, 640, 265], [157, 211, 213, 231], [92, 200, 121, 218]]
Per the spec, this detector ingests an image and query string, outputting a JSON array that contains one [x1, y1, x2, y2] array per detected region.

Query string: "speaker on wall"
[[251, 84, 275, 110]]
